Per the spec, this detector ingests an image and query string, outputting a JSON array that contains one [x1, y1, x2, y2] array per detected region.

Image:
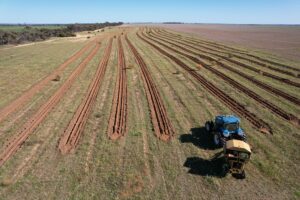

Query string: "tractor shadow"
[[183, 152, 227, 178], [179, 127, 217, 150], [180, 127, 227, 178]]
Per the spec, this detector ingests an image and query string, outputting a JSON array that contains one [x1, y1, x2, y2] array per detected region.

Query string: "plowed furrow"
[[137, 32, 272, 134], [107, 37, 128, 140], [0, 42, 101, 166], [157, 28, 246, 53], [151, 30, 300, 87], [125, 36, 174, 141], [159, 28, 300, 73], [58, 39, 113, 154], [147, 31, 300, 106], [153, 29, 298, 78], [0, 41, 96, 124], [142, 32, 300, 126]]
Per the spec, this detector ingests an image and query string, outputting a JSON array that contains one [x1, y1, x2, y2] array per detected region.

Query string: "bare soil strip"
[[107, 37, 128, 140], [159, 28, 300, 73], [0, 40, 95, 124], [137, 32, 272, 134], [143, 31, 300, 126], [0, 42, 101, 166], [148, 31, 300, 106], [154, 29, 299, 78], [151, 30, 300, 88], [58, 38, 113, 154], [125, 36, 174, 141]]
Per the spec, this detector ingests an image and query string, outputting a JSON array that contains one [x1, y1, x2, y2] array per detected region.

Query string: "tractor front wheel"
[[214, 134, 220, 147], [214, 134, 225, 147]]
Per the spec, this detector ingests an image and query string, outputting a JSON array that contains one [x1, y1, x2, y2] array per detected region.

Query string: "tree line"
[[0, 22, 123, 45]]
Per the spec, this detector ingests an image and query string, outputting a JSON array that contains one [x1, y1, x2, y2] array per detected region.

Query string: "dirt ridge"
[[107, 36, 128, 140], [58, 38, 113, 154], [126, 35, 174, 141]]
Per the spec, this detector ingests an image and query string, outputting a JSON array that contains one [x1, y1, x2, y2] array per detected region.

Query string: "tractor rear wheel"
[[205, 121, 212, 133]]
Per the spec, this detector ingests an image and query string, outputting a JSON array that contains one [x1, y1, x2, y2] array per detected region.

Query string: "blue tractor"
[[205, 115, 246, 147]]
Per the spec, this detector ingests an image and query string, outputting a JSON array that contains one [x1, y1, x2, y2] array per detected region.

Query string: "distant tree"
[[0, 22, 123, 45]]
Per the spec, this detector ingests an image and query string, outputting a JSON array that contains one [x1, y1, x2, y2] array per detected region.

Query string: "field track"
[[126, 35, 174, 141], [150, 30, 300, 88], [159, 29, 300, 74], [58, 38, 113, 154], [0, 42, 101, 166], [0, 40, 96, 124], [137, 32, 273, 134], [147, 31, 300, 106], [107, 37, 128, 140], [142, 31, 300, 126]]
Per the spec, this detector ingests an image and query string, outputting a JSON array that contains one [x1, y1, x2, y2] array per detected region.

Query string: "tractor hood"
[[216, 115, 240, 124]]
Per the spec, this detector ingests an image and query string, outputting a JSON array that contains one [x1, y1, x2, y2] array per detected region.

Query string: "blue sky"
[[0, 0, 299, 24]]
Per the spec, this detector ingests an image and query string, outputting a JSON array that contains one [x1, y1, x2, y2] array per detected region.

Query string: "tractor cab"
[[205, 115, 246, 147], [215, 115, 243, 136]]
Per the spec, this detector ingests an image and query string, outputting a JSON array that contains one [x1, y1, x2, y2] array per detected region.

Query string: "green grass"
[[0, 37, 87, 108], [294, 189, 300, 198]]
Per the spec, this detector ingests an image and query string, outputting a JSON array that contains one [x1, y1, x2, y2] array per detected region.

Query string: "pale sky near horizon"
[[0, 0, 299, 24]]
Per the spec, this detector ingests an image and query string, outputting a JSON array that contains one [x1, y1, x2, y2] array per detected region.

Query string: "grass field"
[[0, 26, 299, 199]]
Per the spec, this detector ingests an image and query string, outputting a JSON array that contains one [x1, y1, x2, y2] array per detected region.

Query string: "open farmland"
[[0, 26, 299, 199], [159, 24, 300, 62]]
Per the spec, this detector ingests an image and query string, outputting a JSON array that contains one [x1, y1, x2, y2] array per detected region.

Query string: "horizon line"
[[0, 22, 299, 26]]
